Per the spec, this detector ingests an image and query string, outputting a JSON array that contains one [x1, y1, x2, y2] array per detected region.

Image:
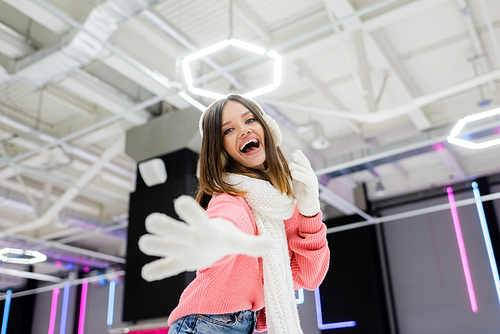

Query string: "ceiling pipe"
[[0, 267, 63, 283], [8, 233, 125, 264], [0, 111, 133, 181], [259, 68, 500, 124], [1, 138, 124, 236], [0, 270, 125, 301], [315, 117, 500, 177]]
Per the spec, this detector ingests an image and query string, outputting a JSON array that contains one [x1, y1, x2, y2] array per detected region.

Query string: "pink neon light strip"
[[447, 187, 478, 313], [48, 288, 60, 334], [78, 280, 88, 334]]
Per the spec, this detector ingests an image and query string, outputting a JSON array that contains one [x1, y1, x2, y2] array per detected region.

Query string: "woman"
[[139, 95, 330, 333]]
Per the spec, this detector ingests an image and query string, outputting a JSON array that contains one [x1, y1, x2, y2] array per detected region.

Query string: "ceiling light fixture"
[[447, 107, 500, 149], [0, 248, 47, 264], [181, 39, 281, 100]]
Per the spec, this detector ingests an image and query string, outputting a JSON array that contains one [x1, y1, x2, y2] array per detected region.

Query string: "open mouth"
[[239, 139, 260, 153]]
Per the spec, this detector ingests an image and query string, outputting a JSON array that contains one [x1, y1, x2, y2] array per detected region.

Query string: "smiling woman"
[[138, 94, 329, 334], [221, 101, 267, 170], [196, 95, 293, 210]]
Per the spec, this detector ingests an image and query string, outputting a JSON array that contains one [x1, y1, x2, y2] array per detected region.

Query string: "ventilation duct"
[[10, 0, 160, 87]]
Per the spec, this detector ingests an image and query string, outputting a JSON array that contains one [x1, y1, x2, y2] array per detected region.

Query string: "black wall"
[[123, 148, 198, 322], [318, 217, 392, 334]]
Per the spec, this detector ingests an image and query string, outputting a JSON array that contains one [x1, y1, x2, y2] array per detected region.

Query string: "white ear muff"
[[263, 113, 282, 146], [198, 96, 283, 147]]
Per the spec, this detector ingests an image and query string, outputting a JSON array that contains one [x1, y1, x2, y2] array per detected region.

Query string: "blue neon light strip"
[[107, 281, 116, 326], [59, 283, 70, 334], [295, 288, 304, 305], [1, 290, 12, 334], [314, 288, 356, 330], [472, 182, 500, 307]]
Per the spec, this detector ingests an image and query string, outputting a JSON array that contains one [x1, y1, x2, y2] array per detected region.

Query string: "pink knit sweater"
[[167, 193, 330, 331]]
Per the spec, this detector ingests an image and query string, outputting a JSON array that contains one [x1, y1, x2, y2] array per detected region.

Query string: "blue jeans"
[[168, 310, 257, 334]]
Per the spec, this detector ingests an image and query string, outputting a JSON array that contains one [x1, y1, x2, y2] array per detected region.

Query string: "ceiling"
[[0, 0, 499, 290]]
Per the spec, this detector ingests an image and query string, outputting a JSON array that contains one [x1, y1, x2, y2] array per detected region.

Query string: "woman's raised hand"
[[289, 149, 320, 217], [138, 196, 274, 281]]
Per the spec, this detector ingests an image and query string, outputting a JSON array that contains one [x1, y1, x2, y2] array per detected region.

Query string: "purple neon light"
[[59, 283, 70, 334], [78, 280, 88, 334], [48, 288, 60, 334], [314, 288, 356, 330], [446, 187, 478, 313]]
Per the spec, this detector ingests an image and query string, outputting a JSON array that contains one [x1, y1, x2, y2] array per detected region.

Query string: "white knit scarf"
[[224, 173, 303, 334]]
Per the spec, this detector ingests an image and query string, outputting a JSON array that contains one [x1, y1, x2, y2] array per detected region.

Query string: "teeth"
[[240, 139, 258, 151]]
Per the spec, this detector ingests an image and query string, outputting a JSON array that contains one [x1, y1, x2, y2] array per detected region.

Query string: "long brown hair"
[[196, 95, 293, 208]]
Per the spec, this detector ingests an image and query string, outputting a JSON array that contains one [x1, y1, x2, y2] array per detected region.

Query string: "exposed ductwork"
[[0, 0, 166, 125], [12, 0, 161, 88]]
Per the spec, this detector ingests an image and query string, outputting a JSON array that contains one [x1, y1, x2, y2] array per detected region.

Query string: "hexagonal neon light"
[[181, 39, 281, 99], [447, 107, 500, 149], [0, 247, 47, 264]]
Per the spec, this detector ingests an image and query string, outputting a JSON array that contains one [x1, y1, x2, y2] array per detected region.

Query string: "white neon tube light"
[[230, 39, 266, 54], [447, 106, 500, 149], [0, 248, 47, 264], [188, 86, 227, 100], [471, 182, 500, 308], [181, 60, 193, 86], [184, 39, 230, 63], [182, 39, 280, 99], [107, 281, 116, 326]]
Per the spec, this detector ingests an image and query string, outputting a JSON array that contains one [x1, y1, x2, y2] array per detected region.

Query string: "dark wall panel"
[[319, 221, 391, 334], [123, 148, 198, 322]]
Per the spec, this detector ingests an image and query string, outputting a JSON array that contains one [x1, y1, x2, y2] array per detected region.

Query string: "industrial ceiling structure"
[[0, 0, 499, 291]]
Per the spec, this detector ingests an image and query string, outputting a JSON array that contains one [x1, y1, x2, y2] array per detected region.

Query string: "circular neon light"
[[181, 39, 281, 99]]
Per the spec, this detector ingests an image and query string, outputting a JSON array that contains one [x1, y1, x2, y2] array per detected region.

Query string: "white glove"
[[138, 196, 274, 281], [289, 149, 320, 217]]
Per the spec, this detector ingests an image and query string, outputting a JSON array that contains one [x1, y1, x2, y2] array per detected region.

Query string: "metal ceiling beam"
[[362, 0, 452, 32], [1, 137, 124, 235], [327, 189, 500, 234], [324, 0, 431, 131], [456, 0, 496, 92], [479, 0, 500, 66], [230, 0, 273, 43], [352, 29, 376, 112], [0, 267, 63, 283], [10, 233, 126, 264], [314, 116, 500, 177], [319, 183, 374, 222], [260, 68, 500, 124], [435, 147, 467, 179], [0, 270, 125, 301], [293, 59, 361, 135]]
